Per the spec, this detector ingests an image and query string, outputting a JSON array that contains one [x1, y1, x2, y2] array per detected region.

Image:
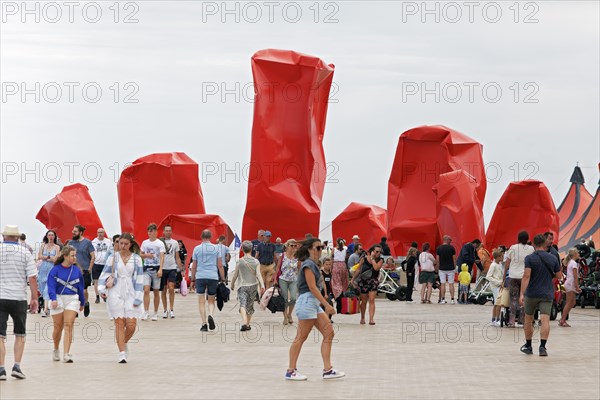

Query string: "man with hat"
[[256, 231, 276, 290], [0, 225, 39, 380], [347, 235, 360, 255]]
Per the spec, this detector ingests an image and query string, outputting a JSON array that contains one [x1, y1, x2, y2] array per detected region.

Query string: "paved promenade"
[[1, 292, 598, 399]]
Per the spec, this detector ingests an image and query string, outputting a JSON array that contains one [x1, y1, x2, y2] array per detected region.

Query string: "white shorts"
[[50, 294, 81, 315], [438, 270, 455, 283], [491, 286, 499, 303]]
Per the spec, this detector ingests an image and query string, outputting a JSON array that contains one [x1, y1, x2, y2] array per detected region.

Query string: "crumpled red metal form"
[[387, 125, 486, 256], [241, 49, 335, 242], [432, 169, 485, 249], [332, 203, 387, 249], [36, 183, 104, 242], [486, 180, 559, 250], [158, 214, 233, 253], [117, 153, 205, 242]]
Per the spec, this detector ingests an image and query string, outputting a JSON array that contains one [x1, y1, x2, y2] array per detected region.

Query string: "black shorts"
[[83, 270, 92, 288], [160, 270, 178, 290], [92, 264, 105, 280], [0, 299, 28, 337]]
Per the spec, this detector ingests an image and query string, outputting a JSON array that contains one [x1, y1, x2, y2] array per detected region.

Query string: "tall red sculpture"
[[241, 49, 335, 241], [486, 180, 559, 251], [433, 169, 485, 249], [36, 183, 104, 242], [118, 153, 206, 241], [387, 125, 486, 256], [332, 203, 387, 249]]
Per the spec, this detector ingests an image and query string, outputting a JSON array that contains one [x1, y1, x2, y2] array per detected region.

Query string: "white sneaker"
[[63, 354, 73, 363], [323, 368, 345, 380], [52, 350, 60, 362], [141, 312, 149, 321], [169, 310, 175, 319], [450, 299, 455, 304], [162, 311, 168, 319], [118, 352, 127, 364], [285, 369, 307, 381], [440, 299, 447, 304], [151, 314, 158, 321], [494, 321, 501, 327]]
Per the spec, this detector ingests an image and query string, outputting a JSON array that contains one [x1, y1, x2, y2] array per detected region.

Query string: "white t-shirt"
[[92, 238, 112, 265], [162, 238, 180, 270], [333, 247, 347, 262], [506, 243, 534, 279], [141, 239, 166, 267], [419, 252, 435, 272]]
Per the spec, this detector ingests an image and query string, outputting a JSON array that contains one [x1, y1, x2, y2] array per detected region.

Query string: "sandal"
[[360, 320, 366, 325], [369, 321, 375, 325], [558, 321, 571, 327]]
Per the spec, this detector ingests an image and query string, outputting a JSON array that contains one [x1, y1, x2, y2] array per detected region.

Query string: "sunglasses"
[[313, 246, 324, 251]]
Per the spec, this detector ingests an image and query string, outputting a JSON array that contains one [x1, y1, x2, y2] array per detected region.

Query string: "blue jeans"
[[278, 278, 298, 307]]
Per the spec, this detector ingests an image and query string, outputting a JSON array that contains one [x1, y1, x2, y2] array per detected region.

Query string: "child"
[[486, 249, 505, 326], [458, 263, 471, 304], [321, 258, 334, 322]]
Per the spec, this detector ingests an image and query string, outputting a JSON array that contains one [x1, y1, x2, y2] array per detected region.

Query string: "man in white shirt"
[[140, 223, 165, 321], [160, 225, 182, 319], [0, 225, 39, 380], [92, 228, 112, 304]]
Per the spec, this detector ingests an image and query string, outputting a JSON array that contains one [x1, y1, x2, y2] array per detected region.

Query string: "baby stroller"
[[378, 266, 406, 301], [468, 276, 494, 305]]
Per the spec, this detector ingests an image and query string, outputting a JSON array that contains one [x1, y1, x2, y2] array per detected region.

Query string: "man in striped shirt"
[[0, 225, 39, 380]]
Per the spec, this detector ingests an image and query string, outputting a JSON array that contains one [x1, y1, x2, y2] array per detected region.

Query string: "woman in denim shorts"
[[286, 238, 345, 381]]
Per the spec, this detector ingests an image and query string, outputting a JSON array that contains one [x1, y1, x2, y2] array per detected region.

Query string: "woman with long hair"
[[98, 232, 144, 363], [47, 245, 85, 363], [350, 244, 384, 325], [37, 230, 61, 316], [286, 238, 344, 381], [418, 243, 437, 303], [401, 247, 418, 302], [330, 238, 348, 313], [274, 239, 300, 325], [559, 248, 581, 327]]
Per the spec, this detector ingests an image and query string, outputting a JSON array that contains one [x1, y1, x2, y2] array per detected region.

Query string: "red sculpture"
[[486, 180, 560, 251], [158, 214, 234, 254], [36, 183, 104, 242], [241, 49, 335, 242], [117, 153, 206, 241], [387, 125, 486, 256], [332, 203, 387, 249], [433, 169, 485, 249]]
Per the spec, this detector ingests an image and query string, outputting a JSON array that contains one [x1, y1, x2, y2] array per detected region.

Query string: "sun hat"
[[1, 225, 20, 236]]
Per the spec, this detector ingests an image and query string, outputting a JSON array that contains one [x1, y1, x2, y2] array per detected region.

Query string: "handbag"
[[497, 287, 510, 307], [359, 262, 374, 281], [180, 277, 188, 296], [267, 285, 286, 313], [105, 254, 117, 289]]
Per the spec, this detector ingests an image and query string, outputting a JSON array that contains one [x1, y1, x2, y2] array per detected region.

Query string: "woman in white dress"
[[98, 232, 144, 363]]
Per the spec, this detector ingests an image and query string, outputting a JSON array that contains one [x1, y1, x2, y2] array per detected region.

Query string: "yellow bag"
[[496, 287, 510, 307], [350, 263, 360, 273]]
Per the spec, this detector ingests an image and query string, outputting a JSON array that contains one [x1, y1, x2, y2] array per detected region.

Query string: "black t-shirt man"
[[436, 244, 456, 271]]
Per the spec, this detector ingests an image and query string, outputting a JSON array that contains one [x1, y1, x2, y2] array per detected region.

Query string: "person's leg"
[[540, 314, 550, 340], [279, 279, 290, 323], [0, 338, 5, 367], [420, 279, 426, 301], [261, 265, 271, 290], [152, 274, 161, 314], [240, 307, 249, 326], [207, 296, 216, 317], [168, 281, 176, 312], [52, 313, 64, 350], [523, 313, 534, 340], [440, 282, 446, 301], [198, 295, 207, 324], [359, 293, 367, 323], [368, 291, 376, 323], [143, 285, 150, 313], [406, 272, 414, 301], [560, 292, 575, 324], [426, 282, 433, 301], [449, 279, 455, 301], [508, 279, 519, 325], [13, 336, 25, 364], [124, 318, 137, 343], [161, 276, 168, 313], [288, 319, 316, 371], [288, 280, 298, 322], [314, 313, 334, 370], [62, 310, 77, 354], [115, 318, 126, 352]]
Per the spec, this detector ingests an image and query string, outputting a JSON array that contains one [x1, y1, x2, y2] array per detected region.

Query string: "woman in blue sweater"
[[47, 245, 85, 363]]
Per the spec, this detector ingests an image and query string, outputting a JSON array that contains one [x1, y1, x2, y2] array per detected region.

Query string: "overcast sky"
[[1, 1, 598, 245]]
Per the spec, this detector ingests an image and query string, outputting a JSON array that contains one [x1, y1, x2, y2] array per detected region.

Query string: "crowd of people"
[[0, 222, 596, 381]]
